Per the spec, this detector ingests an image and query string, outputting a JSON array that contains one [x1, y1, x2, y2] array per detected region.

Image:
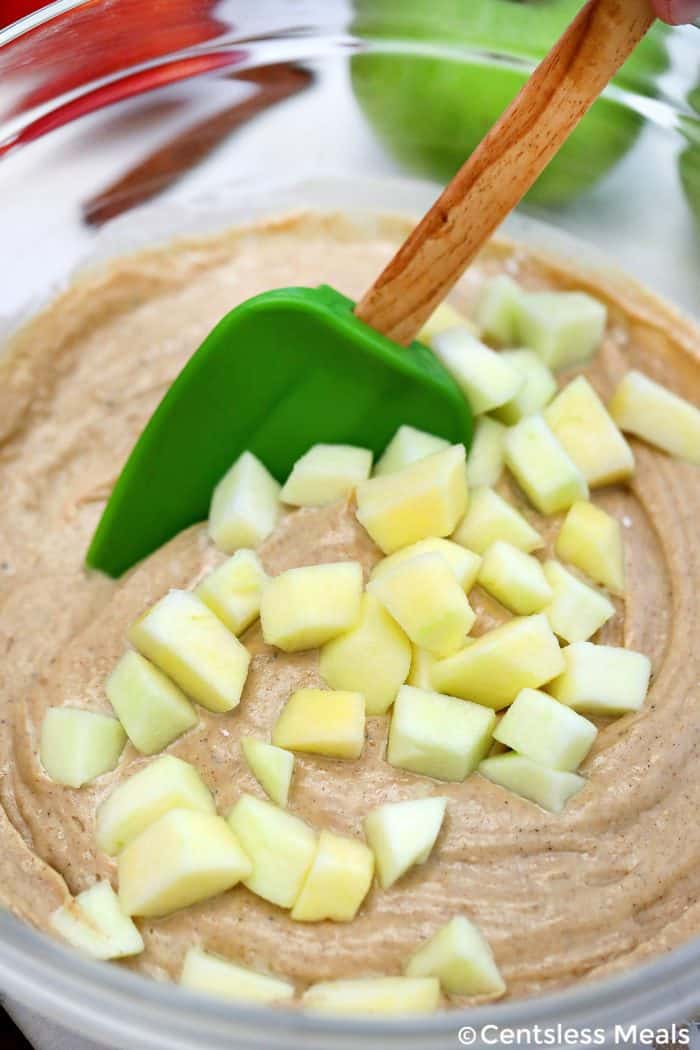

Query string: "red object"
[[1, 1, 52, 29]]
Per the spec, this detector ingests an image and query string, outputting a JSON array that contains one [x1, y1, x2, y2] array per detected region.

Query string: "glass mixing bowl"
[[0, 3, 699, 1048]]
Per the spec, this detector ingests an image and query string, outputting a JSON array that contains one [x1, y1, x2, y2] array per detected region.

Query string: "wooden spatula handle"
[[354, 0, 655, 346]]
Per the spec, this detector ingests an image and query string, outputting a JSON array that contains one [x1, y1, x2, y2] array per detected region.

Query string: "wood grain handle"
[[354, 0, 655, 346]]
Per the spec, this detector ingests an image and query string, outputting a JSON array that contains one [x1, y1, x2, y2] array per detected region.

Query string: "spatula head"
[[87, 284, 473, 577]]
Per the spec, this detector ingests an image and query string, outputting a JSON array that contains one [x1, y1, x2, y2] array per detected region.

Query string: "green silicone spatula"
[[87, 0, 654, 577]]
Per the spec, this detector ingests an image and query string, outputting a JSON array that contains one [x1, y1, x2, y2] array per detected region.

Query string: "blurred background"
[[0, 0, 698, 322]]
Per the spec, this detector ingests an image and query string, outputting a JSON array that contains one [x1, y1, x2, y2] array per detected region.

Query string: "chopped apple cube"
[[106, 651, 197, 756], [478, 541, 553, 615], [260, 561, 363, 652], [407, 647, 438, 691], [479, 753, 585, 813], [281, 443, 373, 507], [556, 501, 624, 595], [466, 417, 506, 488], [543, 561, 615, 643], [419, 301, 476, 344], [118, 808, 252, 917], [547, 642, 651, 716], [476, 275, 524, 345], [40, 708, 126, 788], [370, 538, 481, 594], [374, 425, 450, 476], [452, 486, 543, 555], [240, 738, 294, 808], [291, 830, 374, 922], [544, 376, 635, 487], [504, 415, 589, 515], [209, 450, 281, 553], [431, 329, 522, 414], [272, 689, 365, 760], [432, 614, 565, 709], [227, 794, 316, 908], [195, 549, 267, 636], [494, 688, 597, 771], [319, 593, 411, 716], [387, 685, 495, 781], [128, 590, 250, 713], [96, 754, 215, 856], [50, 881, 144, 960], [369, 555, 475, 657], [516, 290, 607, 371], [493, 350, 557, 425], [180, 948, 294, 1003], [364, 796, 447, 889], [609, 370, 700, 465], [405, 916, 505, 998], [302, 976, 440, 1016], [356, 445, 468, 554]]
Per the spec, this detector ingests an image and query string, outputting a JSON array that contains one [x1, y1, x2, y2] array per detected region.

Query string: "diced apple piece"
[[543, 561, 615, 643], [544, 376, 635, 487], [556, 501, 624, 595], [452, 486, 543, 555], [466, 417, 506, 488], [302, 976, 440, 1016], [50, 882, 144, 960], [608, 369, 700, 468], [291, 830, 374, 922], [479, 753, 585, 813], [370, 538, 481, 594], [374, 425, 450, 477], [356, 445, 467, 554], [272, 689, 365, 760], [516, 290, 607, 370], [547, 642, 651, 716], [118, 809, 252, 917], [209, 450, 281, 553], [369, 555, 475, 657], [240, 738, 294, 808], [609, 370, 700, 464], [478, 541, 553, 615], [227, 794, 316, 908], [96, 754, 215, 856], [492, 350, 557, 425], [319, 593, 411, 716], [494, 688, 597, 771], [280, 443, 372, 507], [387, 685, 495, 781], [40, 708, 126, 788], [431, 329, 522, 414], [476, 275, 524, 345], [106, 651, 197, 756], [405, 916, 505, 998], [260, 561, 363, 652], [364, 796, 447, 889], [195, 549, 267, 636], [128, 590, 250, 713], [407, 647, 438, 690], [432, 614, 564, 709], [180, 948, 294, 1003], [419, 301, 476, 344], [504, 415, 588, 515]]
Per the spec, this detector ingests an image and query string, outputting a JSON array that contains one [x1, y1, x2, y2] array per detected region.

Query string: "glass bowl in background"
[[0, 2, 699, 1048]]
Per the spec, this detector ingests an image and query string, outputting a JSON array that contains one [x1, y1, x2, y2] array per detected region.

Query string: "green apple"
[[50, 881, 144, 960], [351, 0, 668, 207], [240, 738, 294, 807], [364, 795, 447, 889], [40, 708, 126, 788], [291, 830, 375, 922], [405, 915, 505, 998], [260, 561, 363, 652]]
